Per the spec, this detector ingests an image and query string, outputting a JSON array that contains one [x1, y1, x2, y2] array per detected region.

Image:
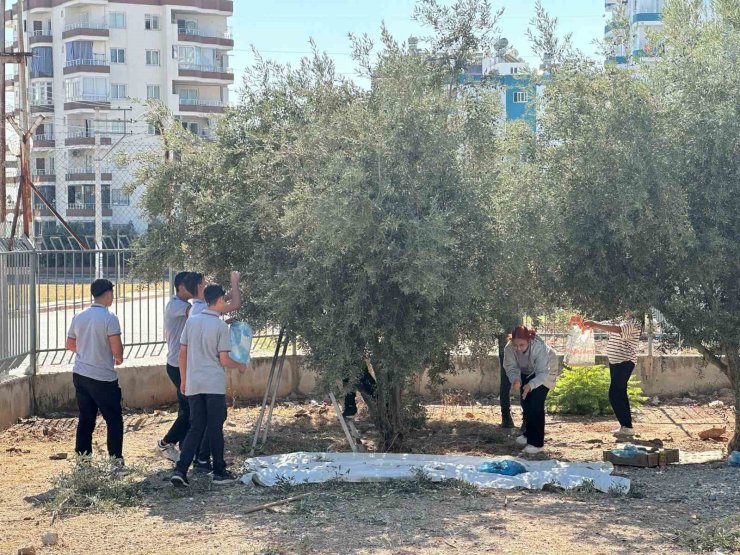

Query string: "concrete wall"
[[0, 377, 34, 430], [0, 354, 732, 431]]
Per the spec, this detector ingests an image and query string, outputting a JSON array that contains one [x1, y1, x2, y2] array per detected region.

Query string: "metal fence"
[[35, 248, 169, 367], [0, 240, 35, 375], [0, 245, 283, 381]]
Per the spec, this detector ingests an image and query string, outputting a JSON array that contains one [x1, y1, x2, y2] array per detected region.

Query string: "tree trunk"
[[373, 368, 405, 452]]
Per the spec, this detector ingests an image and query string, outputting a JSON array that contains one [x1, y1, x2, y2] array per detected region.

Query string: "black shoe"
[[501, 413, 515, 429], [211, 470, 238, 485], [194, 459, 213, 473], [342, 393, 358, 418], [171, 470, 189, 488]]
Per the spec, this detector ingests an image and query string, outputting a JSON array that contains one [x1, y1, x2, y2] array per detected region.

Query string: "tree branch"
[[695, 343, 729, 377]]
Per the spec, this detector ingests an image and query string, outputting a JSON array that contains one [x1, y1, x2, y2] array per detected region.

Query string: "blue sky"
[[228, 0, 606, 95]]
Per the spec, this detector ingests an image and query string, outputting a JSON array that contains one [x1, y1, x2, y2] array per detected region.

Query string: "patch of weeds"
[[544, 479, 603, 500], [679, 515, 740, 553], [45, 456, 149, 519]]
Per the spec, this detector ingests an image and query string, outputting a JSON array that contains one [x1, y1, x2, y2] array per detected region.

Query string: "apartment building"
[[4, 0, 234, 247], [605, 0, 665, 65]]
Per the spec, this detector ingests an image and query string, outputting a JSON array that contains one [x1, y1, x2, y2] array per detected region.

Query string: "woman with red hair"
[[502, 326, 559, 454]]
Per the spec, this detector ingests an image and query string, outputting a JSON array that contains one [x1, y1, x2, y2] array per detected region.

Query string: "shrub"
[[46, 456, 148, 520], [546, 365, 647, 415]]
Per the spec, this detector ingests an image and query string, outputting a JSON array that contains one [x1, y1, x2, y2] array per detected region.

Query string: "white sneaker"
[[156, 440, 180, 462], [522, 445, 543, 455], [612, 426, 635, 437], [515, 435, 528, 446]]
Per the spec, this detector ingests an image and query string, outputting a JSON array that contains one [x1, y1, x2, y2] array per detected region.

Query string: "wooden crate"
[[603, 448, 679, 468]]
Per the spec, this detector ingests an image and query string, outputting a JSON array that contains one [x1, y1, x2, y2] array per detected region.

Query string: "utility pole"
[[1, 0, 7, 227], [94, 107, 102, 276], [16, 0, 30, 239]]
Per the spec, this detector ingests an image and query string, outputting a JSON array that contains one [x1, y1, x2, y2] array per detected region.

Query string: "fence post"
[[30, 250, 37, 376]]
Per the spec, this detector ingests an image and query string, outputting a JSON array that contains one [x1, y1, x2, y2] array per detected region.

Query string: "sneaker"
[[111, 458, 131, 477], [522, 445, 543, 455], [612, 426, 635, 437], [170, 470, 190, 488], [194, 459, 213, 473], [515, 434, 528, 446], [156, 440, 180, 463], [211, 470, 238, 485]]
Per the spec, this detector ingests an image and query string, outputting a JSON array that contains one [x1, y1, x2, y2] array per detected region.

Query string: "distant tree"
[[532, 0, 740, 452]]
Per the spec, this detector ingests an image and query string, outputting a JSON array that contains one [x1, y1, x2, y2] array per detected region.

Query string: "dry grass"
[[0, 399, 737, 554]]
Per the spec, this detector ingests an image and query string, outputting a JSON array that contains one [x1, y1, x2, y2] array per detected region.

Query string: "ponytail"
[[508, 325, 537, 342]]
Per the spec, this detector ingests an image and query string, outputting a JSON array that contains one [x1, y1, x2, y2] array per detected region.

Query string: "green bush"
[[546, 365, 647, 415]]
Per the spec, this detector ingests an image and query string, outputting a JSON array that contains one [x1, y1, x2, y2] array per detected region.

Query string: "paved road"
[[36, 293, 169, 370]]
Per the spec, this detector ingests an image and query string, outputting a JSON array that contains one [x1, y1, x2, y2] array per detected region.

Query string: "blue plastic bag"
[[729, 451, 740, 467], [610, 443, 651, 457], [229, 321, 253, 364], [477, 460, 528, 476]]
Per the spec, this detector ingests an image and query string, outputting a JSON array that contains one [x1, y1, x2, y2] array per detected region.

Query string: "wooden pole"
[[16, 0, 30, 239]]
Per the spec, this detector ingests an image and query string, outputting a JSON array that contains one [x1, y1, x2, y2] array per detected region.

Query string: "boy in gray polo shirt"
[[171, 284, 247, 487], [155, 271, 193, 462], [66, 279, 125, 460]]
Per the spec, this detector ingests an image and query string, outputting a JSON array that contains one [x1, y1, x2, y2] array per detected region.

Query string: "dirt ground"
[[0, 396, 737, 555]]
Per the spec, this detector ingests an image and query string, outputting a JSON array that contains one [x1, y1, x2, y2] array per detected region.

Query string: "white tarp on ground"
[[240, 452, 631, 493]]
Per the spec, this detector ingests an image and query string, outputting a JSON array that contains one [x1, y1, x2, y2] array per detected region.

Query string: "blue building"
[[460, 47, 538, 126]]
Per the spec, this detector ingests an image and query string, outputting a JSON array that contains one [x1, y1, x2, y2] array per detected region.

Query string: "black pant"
[[176, 394, 227, 475], [344, 367, 377, 405], [521, 372, 549, 448], [73, 372, 124, 459], [162, 365, 209, 460], [609, 361, 635, 428]]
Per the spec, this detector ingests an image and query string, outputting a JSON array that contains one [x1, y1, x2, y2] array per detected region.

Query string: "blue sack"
[[477, 460, 528, 476], [729, 451, 740, 467], [229, 321, 253, 364]]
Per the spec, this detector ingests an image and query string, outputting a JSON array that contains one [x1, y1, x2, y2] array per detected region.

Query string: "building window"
[[110, 84, 127, 100], [510, 66, 519, 74], [145, 50, 160, 66], [110, 121, 125, 135], [110, 48, 125, 64], [31, 81, 53, 106], [111, 188, 130, 206], [145, 14, 160, 30], [109, 12, 126, 29], [148, 124, 162, 136], [513, 91, 528, 103], [146, 85, 160, 100]]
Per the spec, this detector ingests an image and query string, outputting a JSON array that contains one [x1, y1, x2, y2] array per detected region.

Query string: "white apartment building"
[[4, 0, 234, 247], [605, 0, 665, 65]]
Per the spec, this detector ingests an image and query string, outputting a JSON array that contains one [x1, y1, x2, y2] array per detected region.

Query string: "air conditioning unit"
[[71, 149, 83, 157]]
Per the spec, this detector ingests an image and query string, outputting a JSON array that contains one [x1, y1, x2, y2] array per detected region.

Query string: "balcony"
[[65, 128, 113, 146], [175, 0, 233, 13], [33, 132, 55, 147], [29, 30, 52, 45], [178, 27, 233, 48], [66, 167, 113, 181], [64, 94, 111, 112], [63, 21, 110, 40], [179, 97, 226, 113], [30, 100, 54, 113], [178, 62, 233, 82], [31, 168, 55, 182], [633, 0, 663, 21], [63, 57, 110, 75], [66, 202, 113, 217]]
